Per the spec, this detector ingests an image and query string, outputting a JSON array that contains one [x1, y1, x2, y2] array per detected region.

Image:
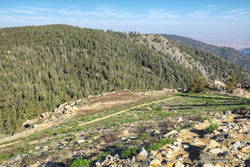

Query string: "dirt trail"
[[79, 96, 178, 126], [0, 94, 177, 149]]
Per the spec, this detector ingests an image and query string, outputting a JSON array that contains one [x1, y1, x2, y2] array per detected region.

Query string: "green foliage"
[[138, 132, 150, 140], [0, 25, 248, 134], [146, 138, 175, 151], [120, 147, 140, 159], [204, 124, 218, 134], [226, 73, 238, 93], [95, 152, 110, 161], [0, 25, 196, 134], [70, 159, 91, 167], [0, 154, 8, 163], [182, 122, 195, 129], [188, 73, 208, 93], [168, 38, 250, 83]]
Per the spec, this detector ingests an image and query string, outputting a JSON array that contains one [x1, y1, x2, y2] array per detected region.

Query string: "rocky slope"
[[1, 92, 249, 167], [241, 48, 250, 57], [90, 109, 250, 167], [128, 34, 249, 83], [162, 34, 250, 70]]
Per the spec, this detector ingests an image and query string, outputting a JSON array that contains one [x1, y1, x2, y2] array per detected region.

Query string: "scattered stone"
[[77, 139, 85, 144], [164, 130, 178, 138], [209, 148, 223, 154], [174, 161, 184, 167], [40, 112, 50, 119], [151, 129, 160, 136], [223, 110, 232, 115], [242, 146, 250, 153], [202, 163, 215, 167], [136, 147, 148, 161], [149, 159, 161, 167], [230, 141, 242, 150]]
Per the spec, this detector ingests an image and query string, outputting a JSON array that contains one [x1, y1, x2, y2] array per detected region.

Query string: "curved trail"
[[79, 96, 178, 126], [0, 95, 178, 149]]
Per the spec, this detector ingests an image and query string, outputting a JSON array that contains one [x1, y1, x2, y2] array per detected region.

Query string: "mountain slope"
[[0, 25, 194, 134], [240, 47, 250, 56], [128, 34, 249, 83], [162, 34, 250, 70], [0, 25, 248, 134]]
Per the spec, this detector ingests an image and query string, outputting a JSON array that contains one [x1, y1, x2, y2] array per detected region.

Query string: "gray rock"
[[149, 159, 161, 167], [136, 147, 148, 161], [164, 130, 178, 138], [223, 110, 232, 115], [151, 129, 160, 136], [231, 141, 242, 150], [203, 163, 215, 167], [209, 148, 223, 154], [77, 139, 85, 144], [175, 161, 185, 167]]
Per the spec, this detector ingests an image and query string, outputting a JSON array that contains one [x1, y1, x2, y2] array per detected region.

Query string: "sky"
[[0, 0, 250, 49]]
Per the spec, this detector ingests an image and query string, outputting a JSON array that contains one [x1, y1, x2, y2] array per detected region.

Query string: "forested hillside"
[[0, 25, 195, 134], [240, 48, 250, 56], [162, 34, 250, 70], [0, 25, 248, 134], [128, 34, 248, 83]]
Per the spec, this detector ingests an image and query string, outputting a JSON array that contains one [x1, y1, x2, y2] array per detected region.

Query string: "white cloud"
[[58, 9, 84, 15], [58, 5, 140, 19], [227, 9, 250, 17], [219, 9, 250, 19], [206, 4, 219, 11], [9, 9, 37, 15], [0, 6, 53, 15], [0, 5, 250, 49], [149, 9, 179, 20], [19, 7, 53, 12], [188, 10, 208, 19]]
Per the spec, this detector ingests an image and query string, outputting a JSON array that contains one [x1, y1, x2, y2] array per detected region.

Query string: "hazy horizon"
[[1, 0, 250, 49]]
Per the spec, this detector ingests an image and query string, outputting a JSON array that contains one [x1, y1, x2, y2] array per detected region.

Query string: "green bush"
[[95, 152, 110, 161], [120, 147, 140, 159], [188, 73, 208, 93], [226, 73, 237, 93], [0, 154, 8, 163], [70, 159, 91, 167], [204, 124, 218, 134], [146, 138, 175, 151]]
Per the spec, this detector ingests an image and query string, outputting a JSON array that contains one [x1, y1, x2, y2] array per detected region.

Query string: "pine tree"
[[188, 73, 208, 93], [226, 73, 237, 93]]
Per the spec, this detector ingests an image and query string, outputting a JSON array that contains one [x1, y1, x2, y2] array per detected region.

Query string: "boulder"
[[164, 130, 178, 138], [209, 148, 223, 154], [203, 163, 215, 167], [136, 147, 148, 161], [40, 112, 50, 119], [174, 161, 184, 167], [149, 159, 161, 167]]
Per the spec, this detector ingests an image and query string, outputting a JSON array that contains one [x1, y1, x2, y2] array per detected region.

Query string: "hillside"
[[0, 25, 249, 135], [240, 48, 250, 56], [162, 34, 250, 70], [128, 34, 249, 84], [0, 91, 249, 167]]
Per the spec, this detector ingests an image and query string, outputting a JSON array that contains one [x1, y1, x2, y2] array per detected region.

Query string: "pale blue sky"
[[1, 0, 250, 48]]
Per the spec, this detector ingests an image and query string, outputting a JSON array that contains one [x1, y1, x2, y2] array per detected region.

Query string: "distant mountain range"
[[240, 48, 250, 56], [162, 34, 250, 70]]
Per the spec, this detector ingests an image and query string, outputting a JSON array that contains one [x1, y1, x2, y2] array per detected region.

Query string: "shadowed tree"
[[188, 73, 208, 93], [226, 72, 238, 93]]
